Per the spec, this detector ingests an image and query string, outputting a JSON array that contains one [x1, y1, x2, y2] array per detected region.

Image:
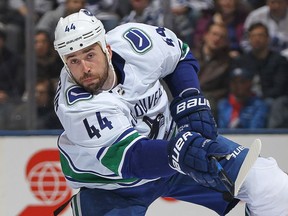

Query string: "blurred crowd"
[[0, 0, 288, 130]]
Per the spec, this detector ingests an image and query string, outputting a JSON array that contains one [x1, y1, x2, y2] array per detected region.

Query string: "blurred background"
[[0, 0, 288, 131], [0, 1, 287, 215]]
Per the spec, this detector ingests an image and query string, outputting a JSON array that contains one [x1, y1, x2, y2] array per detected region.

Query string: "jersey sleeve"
[[163, 49, 200, 97], [106, 23, 200, 97]]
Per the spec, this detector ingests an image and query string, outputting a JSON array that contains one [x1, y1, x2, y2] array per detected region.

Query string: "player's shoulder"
[[106, 22, 178, 50], [105, 23, 183, 81], [107, 22, 157, 36], [106, 23, 181, 63], [107, 23, 156, 51]]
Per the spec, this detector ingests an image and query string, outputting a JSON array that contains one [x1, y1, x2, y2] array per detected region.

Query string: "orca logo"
[[123, 28, 152, 53]]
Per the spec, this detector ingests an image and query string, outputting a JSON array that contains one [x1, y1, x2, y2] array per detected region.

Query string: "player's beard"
[[78, 59, 109, 94]]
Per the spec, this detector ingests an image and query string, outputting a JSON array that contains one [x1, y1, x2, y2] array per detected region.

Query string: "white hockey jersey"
[[55, 23, 188, 190]]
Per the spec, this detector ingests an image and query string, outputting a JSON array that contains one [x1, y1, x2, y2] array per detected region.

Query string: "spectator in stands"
[[9, 0, 58, 23], [0, 0, 26, 53], [187, 0, 215, 23], [34, 30, 63, 84], [192, 22, 232, 119], [168, 0, 214, 48], [242, 0, 266, 10], [116, 0, 131, 19], [281, 48, 288, 59], [0, 22, 24, 101], [267, 95, 288, 128], [0, 88, 15, 130], [120, 0, 164, 26], [0, 21, 24, 130], [169, 0, 195, 47], [188, 0, 214, 12], [36, 0, 86, 39], [85, 0, 120, 31], [232, 22, 288, 101], [242, 0, 288, 53], [217, 67, 269, 129], [8, 79, 62, 130], [193, 0, 249, 58]]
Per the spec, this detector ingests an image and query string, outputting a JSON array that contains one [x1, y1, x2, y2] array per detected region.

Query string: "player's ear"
[[106, 44, 112, 58]]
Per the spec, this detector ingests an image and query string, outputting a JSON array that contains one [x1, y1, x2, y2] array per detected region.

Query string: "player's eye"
[[70, 59, 79, 64], [87, 52, 95, 59]]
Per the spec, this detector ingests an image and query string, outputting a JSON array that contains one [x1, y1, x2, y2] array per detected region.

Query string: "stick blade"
[[234, 138, 262, 196]]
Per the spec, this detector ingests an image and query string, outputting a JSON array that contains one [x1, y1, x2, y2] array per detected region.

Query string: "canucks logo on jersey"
[[66, 86, 92, 105]]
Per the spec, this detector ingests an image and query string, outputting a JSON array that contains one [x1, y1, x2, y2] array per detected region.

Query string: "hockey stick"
[[211, 139, 262, 197], [210, 156, 235, 196]]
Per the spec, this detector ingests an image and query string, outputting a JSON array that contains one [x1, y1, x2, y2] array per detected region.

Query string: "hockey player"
[[53, 9, 288, 216]]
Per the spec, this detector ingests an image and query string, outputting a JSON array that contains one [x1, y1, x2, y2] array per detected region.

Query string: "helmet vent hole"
[[80, 43, 83, 47], [70, 47, 73, 51]]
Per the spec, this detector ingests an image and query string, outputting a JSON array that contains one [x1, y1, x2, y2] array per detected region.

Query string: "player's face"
[[65, 43, 111, 94]]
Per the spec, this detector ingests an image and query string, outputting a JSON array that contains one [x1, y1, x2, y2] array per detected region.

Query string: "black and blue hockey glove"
[[170, 88, 218, 140], [167, 131, 230, 187]]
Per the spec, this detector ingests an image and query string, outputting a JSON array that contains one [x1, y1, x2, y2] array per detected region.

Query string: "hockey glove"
[[170, 88, 217, 140], [167, 131, 230, 187]]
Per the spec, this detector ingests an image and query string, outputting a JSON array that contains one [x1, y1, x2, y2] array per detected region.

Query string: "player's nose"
[[81, 60, 91, 73]]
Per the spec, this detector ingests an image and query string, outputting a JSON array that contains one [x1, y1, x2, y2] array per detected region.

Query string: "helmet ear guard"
[[54, 9, 107, 60]]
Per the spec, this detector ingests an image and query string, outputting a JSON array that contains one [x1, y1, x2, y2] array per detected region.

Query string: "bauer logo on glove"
[[176, 97, 210, 114], [171, 131, 194, 173], [168, 131, 231, 187], [170, 88, 218, 140]]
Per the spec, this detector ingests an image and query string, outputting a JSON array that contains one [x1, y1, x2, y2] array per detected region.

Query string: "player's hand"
[[167, 131, 230, 187], [170, 88, 217, 140]]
